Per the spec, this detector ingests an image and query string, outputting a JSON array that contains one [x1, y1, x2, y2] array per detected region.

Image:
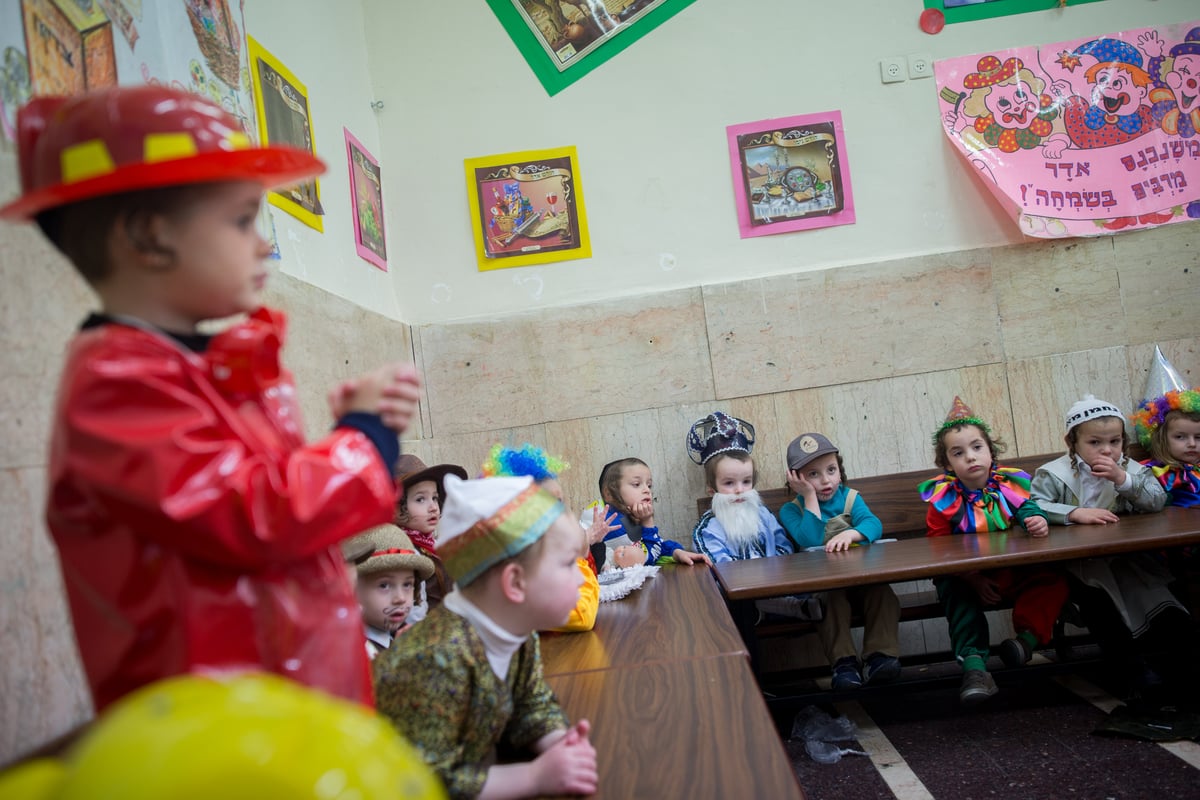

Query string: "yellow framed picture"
[[247, 35, 323, 231], [464, 146, 591, 271]]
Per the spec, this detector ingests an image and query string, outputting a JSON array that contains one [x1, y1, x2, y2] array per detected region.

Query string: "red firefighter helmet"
[[0, 85, 324, 221]]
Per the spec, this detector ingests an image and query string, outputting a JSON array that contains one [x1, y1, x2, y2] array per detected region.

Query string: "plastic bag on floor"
[[790, 706, 868, 764], [805, 739, 869, 765]]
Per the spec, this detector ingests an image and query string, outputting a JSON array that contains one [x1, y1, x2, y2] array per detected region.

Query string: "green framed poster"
[[925, 0, 1106, 25], [486, 0, 698, 96]]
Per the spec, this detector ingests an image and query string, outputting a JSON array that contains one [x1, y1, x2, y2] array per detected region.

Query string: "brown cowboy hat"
[[394, 454, 468, 497]]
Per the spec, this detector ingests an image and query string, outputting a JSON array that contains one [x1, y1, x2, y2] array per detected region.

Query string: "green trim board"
[[486, 0, 698, 96], [925, 0, 1106, 25]]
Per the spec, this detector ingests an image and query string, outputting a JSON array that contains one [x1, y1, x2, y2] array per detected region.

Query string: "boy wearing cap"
[[346, 524, 436, 659], [0, 86, 420, 711], [780, 433, 902, 690], [374, 475, 598, 799], [393, 454, 469, 621]]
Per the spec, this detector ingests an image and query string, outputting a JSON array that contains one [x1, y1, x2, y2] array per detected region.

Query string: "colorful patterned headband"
[[440, 481, 564, 587], [1131, 388, 1200, 447]]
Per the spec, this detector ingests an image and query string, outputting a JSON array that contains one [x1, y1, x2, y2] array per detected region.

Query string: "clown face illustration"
[[1089, 65, 1149, 117]]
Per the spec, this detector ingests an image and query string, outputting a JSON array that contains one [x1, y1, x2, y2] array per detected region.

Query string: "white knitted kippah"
[[1065, 394, 1124, 433]]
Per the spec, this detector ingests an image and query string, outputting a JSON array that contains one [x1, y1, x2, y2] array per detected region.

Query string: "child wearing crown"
[[0, 86, 420, 710], [688, 412, 821, 622]]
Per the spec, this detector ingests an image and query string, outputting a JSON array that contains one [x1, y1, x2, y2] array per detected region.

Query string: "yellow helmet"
[[3, 673, 445, 800]]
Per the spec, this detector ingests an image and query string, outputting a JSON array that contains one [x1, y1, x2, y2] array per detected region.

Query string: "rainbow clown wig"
[[1132, 388, 1200, 447], [480, 443, 567, 482]]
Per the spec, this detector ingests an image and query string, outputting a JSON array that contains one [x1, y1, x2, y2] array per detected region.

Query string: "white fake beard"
[[711, 490, 764, 549]]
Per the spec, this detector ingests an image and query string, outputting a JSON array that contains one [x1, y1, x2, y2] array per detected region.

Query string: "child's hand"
[[1088, 455, 1127, 487], [673, 549, 712, 566], [824, 530, 863, 553], [1024, 516, 1050, 537], [964, 572, 1002, 605], [1067, 507, 1120, 525], [534, 721, 597, 796], [628, 499, 655, 526], [377, 363, 422, 434], [585, 504, 620, 546], [328, 363, 422, 434], [786, 469, 815, 499]]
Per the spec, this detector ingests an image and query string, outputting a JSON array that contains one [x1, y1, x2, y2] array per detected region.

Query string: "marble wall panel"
[[772, 363, 1012, 481], [1114, 222, 1199, 345], [420, 288, 714, 437], [1005, 347, 1134, 456], [1126, 336, 1200, 401], [0, 222, 95, 470], [263, 276, 418, 442], [0, 467, 93, 765], [543, 408, 691, 545], [703, 250, 1000, 399], [992, 236, 1124, 361]]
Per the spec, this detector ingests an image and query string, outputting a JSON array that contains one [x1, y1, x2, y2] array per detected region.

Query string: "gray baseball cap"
[[786, 433, 838, 471]]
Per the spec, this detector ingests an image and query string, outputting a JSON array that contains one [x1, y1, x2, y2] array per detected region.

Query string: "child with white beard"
[[781, 433, 902, 690], [688, 412, 821, 621]]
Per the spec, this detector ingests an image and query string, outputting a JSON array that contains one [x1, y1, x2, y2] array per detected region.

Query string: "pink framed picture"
[[344, 128, 387, 271], [726, 111, 856, 238]]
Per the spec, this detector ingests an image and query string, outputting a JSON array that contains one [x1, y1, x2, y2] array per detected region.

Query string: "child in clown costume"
[[0, 86, 420, 711], [1133, 346, 1200, 507], [920, 397, 1068, 707]]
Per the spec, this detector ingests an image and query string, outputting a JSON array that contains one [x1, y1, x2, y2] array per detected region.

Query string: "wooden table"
[[546, 654, 804, 800], [714, 507, 1200, 601], [541, 565, 747, 677], [540, 566, 805, 799]]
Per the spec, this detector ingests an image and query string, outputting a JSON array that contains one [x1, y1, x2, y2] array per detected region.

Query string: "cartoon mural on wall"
[[1, 1, 254, 149], [935, 19, 1200, 238]]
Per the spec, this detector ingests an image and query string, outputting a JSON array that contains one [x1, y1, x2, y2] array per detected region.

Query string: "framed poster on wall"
[[464, 145, 591, 271], [248, 35, 323, 231], [485, 0, 698, 95], [924, 0, 1106, 26], [344, 128, 387, 271], [726, 111, 856, 238]]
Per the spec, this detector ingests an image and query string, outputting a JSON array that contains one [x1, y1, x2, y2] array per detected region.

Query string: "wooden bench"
[[694, 453, 1068, 668]]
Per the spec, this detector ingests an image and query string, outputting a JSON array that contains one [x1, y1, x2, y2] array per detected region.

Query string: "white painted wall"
[[358, 0, 1197, 324], [242, 0, 401, 320]]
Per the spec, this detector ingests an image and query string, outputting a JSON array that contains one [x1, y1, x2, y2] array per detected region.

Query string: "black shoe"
[[831, 656, 863, 690], [999, 636, 1032, 668], [863, 652, 902, 685]]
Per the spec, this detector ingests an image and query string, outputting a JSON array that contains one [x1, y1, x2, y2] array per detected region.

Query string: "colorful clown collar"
[[918, 466, 1032, 533], [1145, 461, 1200, 508]]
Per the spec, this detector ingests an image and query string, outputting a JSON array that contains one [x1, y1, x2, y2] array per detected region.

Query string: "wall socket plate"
[[908, 53, 933, 80], [880, 56, 906, 84]]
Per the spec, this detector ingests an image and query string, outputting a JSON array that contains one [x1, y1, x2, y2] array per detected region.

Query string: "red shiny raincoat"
[[46, 310, 397, 711]]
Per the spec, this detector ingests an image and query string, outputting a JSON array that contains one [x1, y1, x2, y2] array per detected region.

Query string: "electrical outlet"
[[880, 56, 906, 84], [908, 53, 934, 80]]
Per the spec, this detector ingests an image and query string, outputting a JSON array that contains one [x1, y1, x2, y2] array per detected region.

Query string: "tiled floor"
[[781, 663, 1200, 800]]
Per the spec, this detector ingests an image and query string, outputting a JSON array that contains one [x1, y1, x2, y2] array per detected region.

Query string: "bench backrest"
[[695, 452, 1059, 540]]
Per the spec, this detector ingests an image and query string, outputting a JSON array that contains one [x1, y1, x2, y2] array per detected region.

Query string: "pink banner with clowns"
[[935, 19, 1200, 238]]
